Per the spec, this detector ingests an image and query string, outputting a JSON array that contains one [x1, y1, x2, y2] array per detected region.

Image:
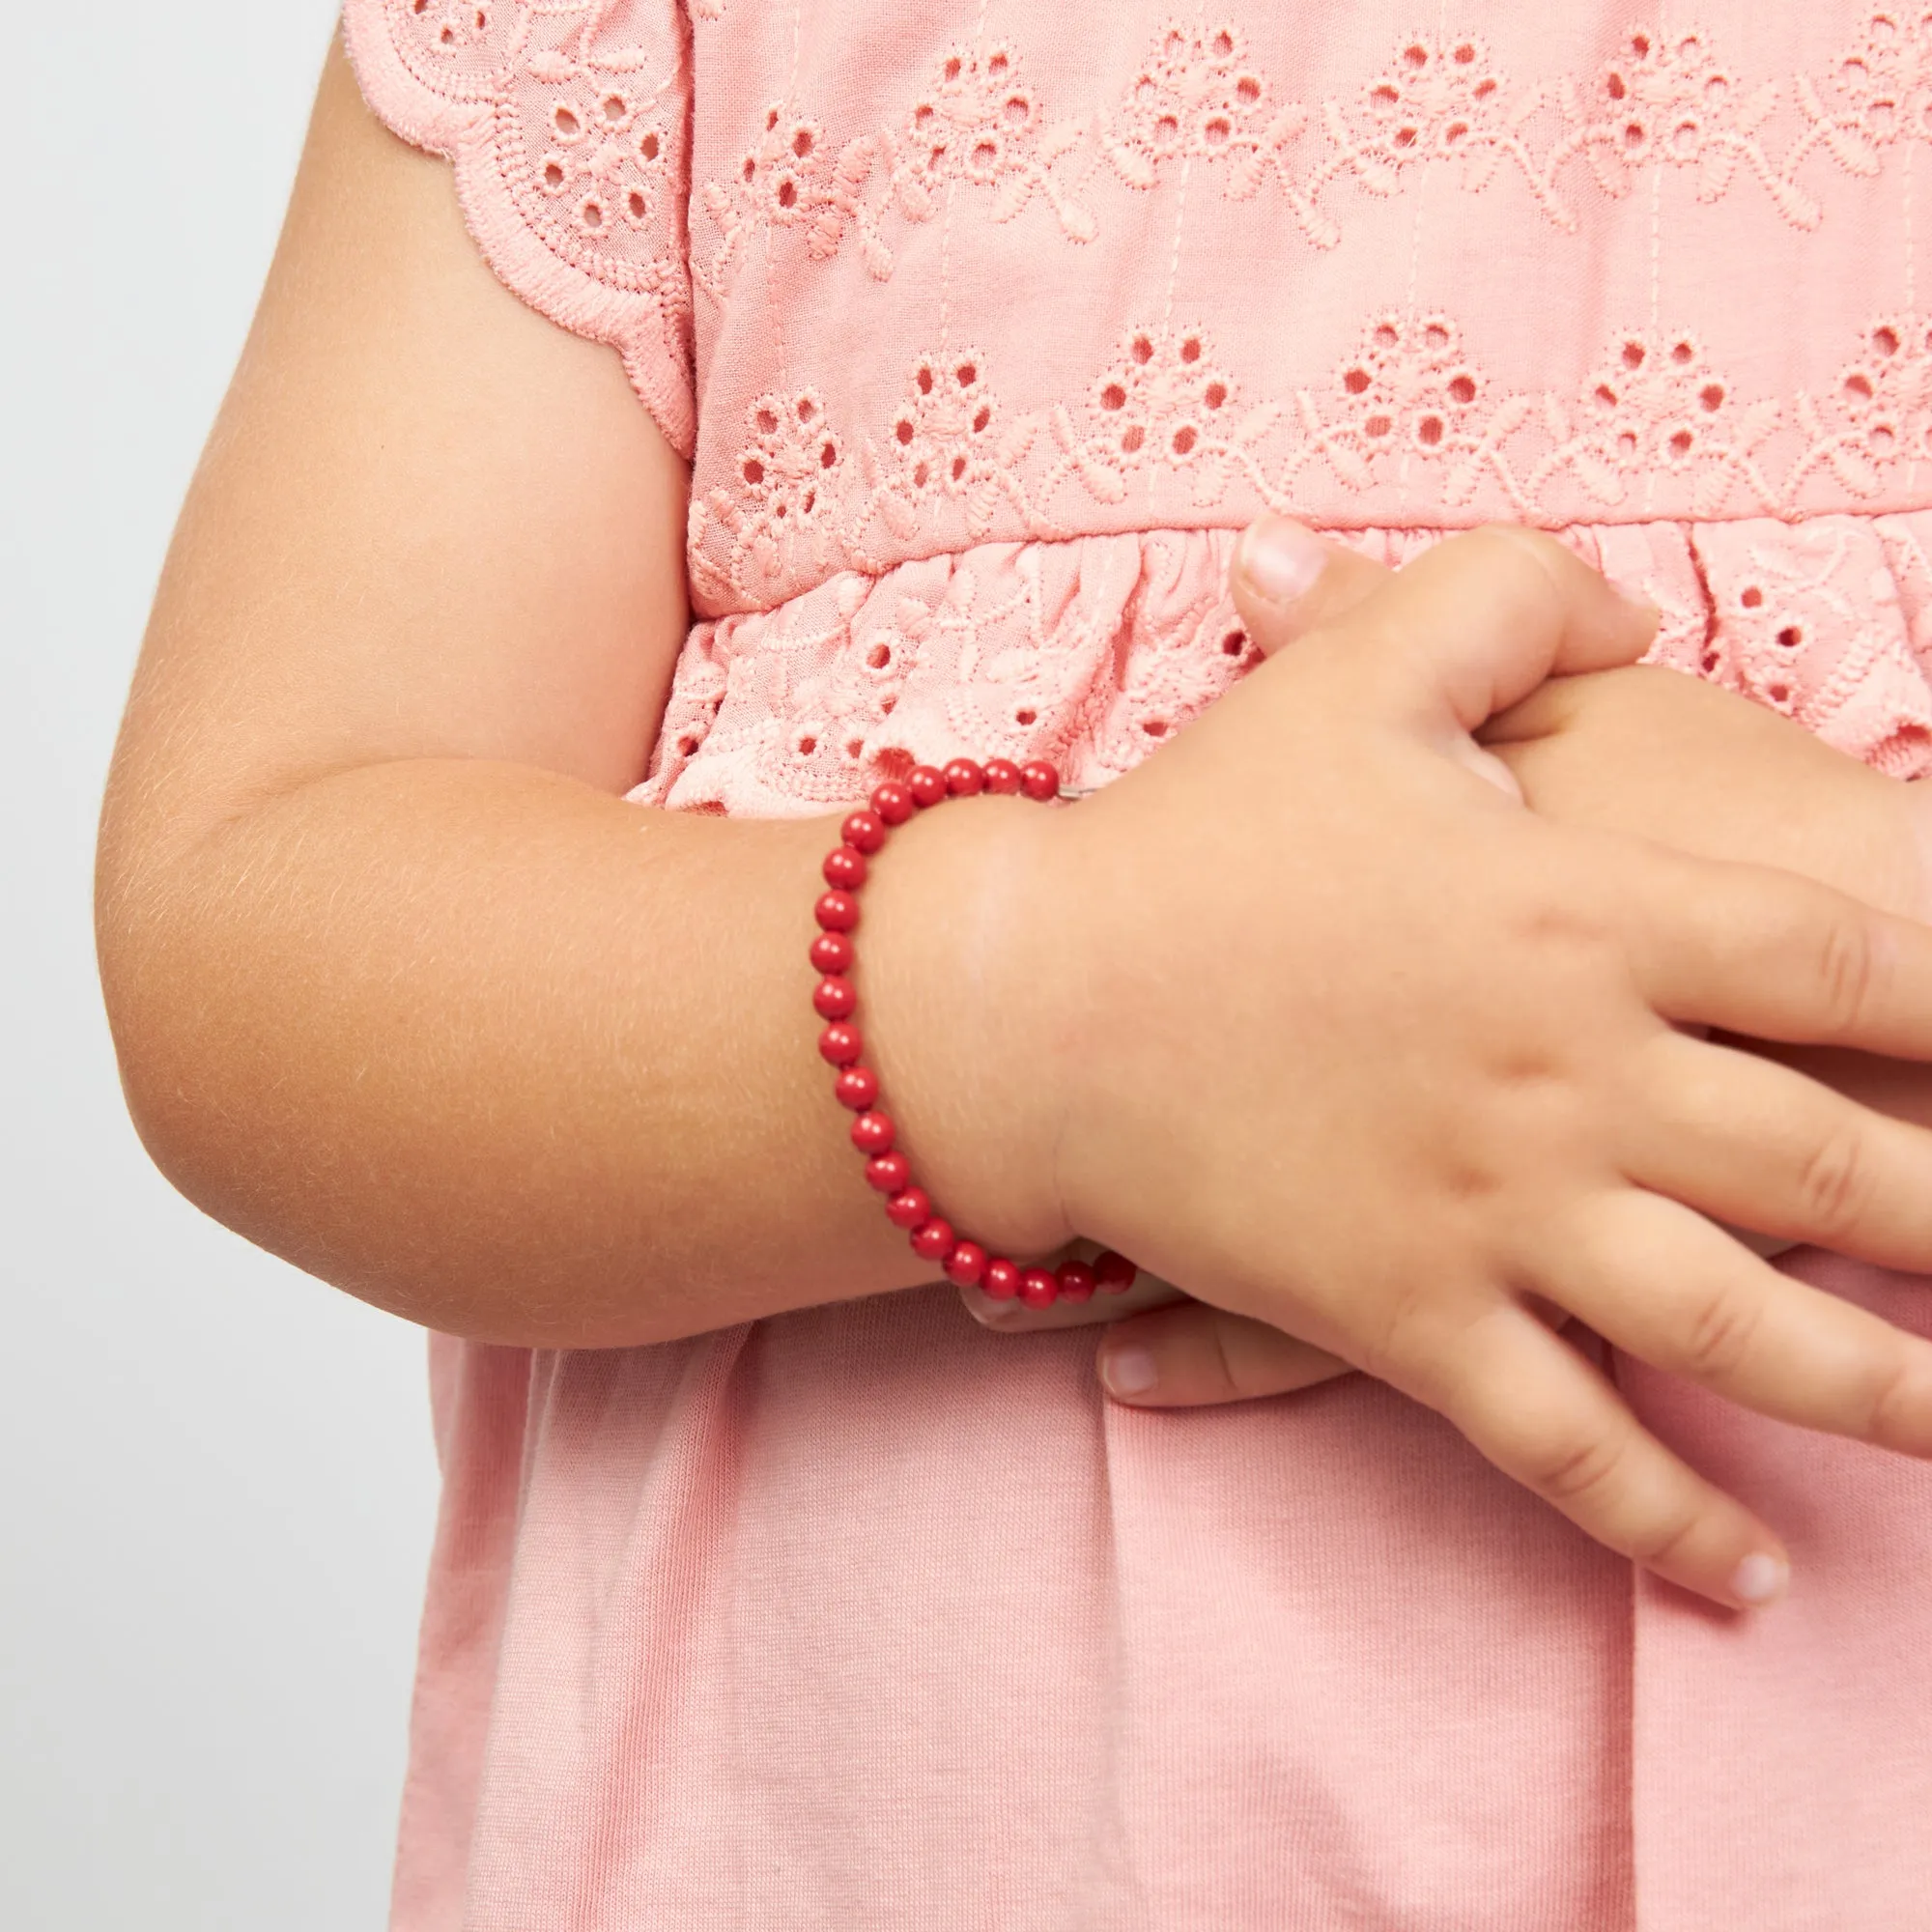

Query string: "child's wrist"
[[855, 786, 1083, 1263]]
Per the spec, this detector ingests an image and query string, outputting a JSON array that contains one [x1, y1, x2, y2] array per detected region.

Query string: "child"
[[97, 3, 1932, 1924]]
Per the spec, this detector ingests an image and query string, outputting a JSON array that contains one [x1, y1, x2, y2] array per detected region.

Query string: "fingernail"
[[1101, 1345, 1159, 1399], [1730, 1550, 1790, 1607], [1236, 516, 1328, 604]]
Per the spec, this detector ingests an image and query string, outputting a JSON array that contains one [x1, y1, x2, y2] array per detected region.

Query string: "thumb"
[[1095, 1300, 1354, 1407], [1229, 517, 1392, 657], [1237, 523, 1659, 737]]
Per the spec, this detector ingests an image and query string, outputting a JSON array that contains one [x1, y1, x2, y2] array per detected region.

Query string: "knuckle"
[[1794, 1122, 1874, 1242], [1672, 1276, 1766, 1383], [1620, 1501, 1705, 1573], [1854, 1346, 1925, 1451], [1811, 912, 1882, 1037], [1516, 1419, 1631, 1510]]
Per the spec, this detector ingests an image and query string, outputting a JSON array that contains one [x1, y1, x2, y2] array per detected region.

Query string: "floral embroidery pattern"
[[696, 18, 1901, 287], [691, 309, 1932, 605]]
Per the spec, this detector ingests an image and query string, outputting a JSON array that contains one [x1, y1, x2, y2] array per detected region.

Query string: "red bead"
[[910, 1217, 955, 1261], [943, 758, 985, 797], [835, 1066, 879, 1111], [981, 1257, 1021, 1300], [1019, 760, 1060, 802], [1094, 1250, 1138, 1293], [842, 810, 887, 855], [850, 1111, 895, 1154], [885, 1186, 931, 1230], [810, 931, 853, 975], [907, 764, 948, 808], [1018, 1266, 1060, 1309], [817, 1022, 862, 1065], [813, 976, 857, 1021], [1055, 1259, 1096, 1303], [815, 890, 860, 932], [823, 845, 868, 891], [982, 758, 1023, 794], [871, 781, 915, 826], [864, 1151, 910, 1194], [943, 1240, 988, 1287]]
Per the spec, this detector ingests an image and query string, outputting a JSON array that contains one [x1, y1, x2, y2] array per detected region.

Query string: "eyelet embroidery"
[[696, 18, 1896, 291], [692, 308, 1932, 608]]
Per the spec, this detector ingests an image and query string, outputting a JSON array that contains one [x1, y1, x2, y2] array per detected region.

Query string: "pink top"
[[344, 2, 1932, 1924]]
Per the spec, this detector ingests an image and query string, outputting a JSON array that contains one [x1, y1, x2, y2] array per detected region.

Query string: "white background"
[[2, 7, 440, 1925]]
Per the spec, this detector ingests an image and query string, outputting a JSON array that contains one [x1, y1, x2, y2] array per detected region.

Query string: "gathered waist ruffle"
[[633, 512, 1932, 817]]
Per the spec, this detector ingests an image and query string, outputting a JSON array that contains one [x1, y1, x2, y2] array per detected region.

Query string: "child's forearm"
[[98, 755, 1058, 1348]]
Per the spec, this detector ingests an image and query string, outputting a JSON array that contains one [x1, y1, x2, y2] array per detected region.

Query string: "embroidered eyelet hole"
[[554, 105, 582, 141], [1423, 322, 1451, 353], [1172, 425, 1198, 455], [1472, 77, 1497, 100], [955, 362, 978, 387], [1777, 623, 1805, 649], [1153, 113, 1181, 147], [1403, 43, 1429, 69], [579, 197, 605, 231], [1395, 126, 1420, 150], [1131, 334, 1155, 364], [1371, 83, 1400, 107], [1671, 339, 1697, 365], [1595, 383, 1619, 407], [1003, 93, 1031, 127], [1453, 42, 1476, 64], [988, 49, 1010, 76], [1365, 414, 1394, 440], [1872, 422, 1899, 455], [1630, 31, 1653, 58], [819, 439, 838, 469], [1221, 628, 1247, 656], [601, 95, 627, 124], [914, 101, 936, 128], [1875, 324, 1902, 356], [440, 24, 456, 43], [1767, 681, 1793, 706], [1344, 367, 1372, 395], [951, 455, 968, 480], [1122, 425, 1147, 453], [880, 698, 898, 719], [1014, 708, 1037, 726], [1448, 373, 1478, 405], [944, 54, 963, 81], [1179, 336, 1203, 364], [1741, 585, 1765, 609], [1622, 340, 1647, 370], [742, 156, 757, 183], [1211, 28, 1236, 58], [797, 396, 818, 423], [1444, 120, 1470, 147], [912, 461, 930, 486], [1205, 382, 1229, 410], [1236, 75, 1262, 104], [793, 127, 815, 156], [1101, 383, 1128, 411], [1141, 718, 1170, 737], [1606, 71, 1628, 101], [542, 160, 566, 190], [895, 418, 916, 445], [755, 407, 779, 435], [676, 736, 699, 757], [867, 643, 893, 669], [972, 406, 991, 433], [1667, 428, 1694, 458], [1415, 414, 1445, 447], [742, 458, 765, 484], [1622, 120, 1647, 152], [797, 735, 818, 756], [639, 130, 660, 161], [627, 189, 647, 219], [1699, 383, 1725, 412], [1374, 322, 1400, 350], [916, 364, 935, 395], [1204, 114, 1232, 146], [777, 177, 799, 210]]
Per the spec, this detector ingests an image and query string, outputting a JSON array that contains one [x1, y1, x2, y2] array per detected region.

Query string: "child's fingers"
[[1622, 846, 1932, 1060], [1547, 1189, 1932, 1457], [1095, 1300, 1352, 1405], [1427, 1304, 1790, 1610], [1230, 518, 1390, 657], [1630, 1030, 1932, 1271], [1249, 525, 1658, 735]]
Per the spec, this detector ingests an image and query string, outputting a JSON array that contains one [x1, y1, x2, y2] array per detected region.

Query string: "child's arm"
[[99, 45, 1932, 1609]]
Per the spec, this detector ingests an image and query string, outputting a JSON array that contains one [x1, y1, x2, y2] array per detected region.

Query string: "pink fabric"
[[340, 2, 1932, 1924]]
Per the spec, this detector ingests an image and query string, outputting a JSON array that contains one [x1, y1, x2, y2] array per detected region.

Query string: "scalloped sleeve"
[[341, 0, 696, 457]]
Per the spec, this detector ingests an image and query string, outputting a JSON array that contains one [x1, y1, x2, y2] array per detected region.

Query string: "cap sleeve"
[[341, 0, 696, 458]]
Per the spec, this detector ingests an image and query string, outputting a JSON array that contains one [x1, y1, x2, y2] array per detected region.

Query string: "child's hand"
[[910, 519, 1932, 1609], [1092, 533, 1932, 1446]]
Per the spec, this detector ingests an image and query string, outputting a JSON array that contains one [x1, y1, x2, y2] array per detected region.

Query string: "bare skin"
[[96, 43, 1932, 1609]]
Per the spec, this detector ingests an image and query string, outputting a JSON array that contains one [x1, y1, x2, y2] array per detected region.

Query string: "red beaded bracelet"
[[812, 755, 1140, 1311]]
